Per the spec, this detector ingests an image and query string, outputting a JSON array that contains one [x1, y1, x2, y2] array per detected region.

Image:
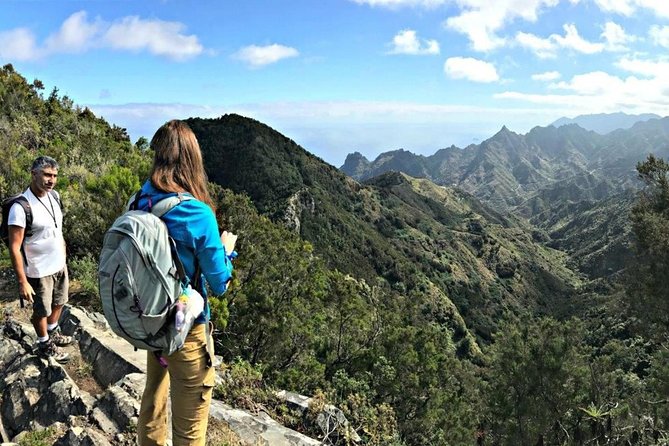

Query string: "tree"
[[486, 317, 589, 445], [135, 136, 149, 151], [628, 154, 669, 333]]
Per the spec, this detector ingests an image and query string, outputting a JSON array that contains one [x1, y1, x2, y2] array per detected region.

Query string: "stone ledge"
[[63, 308, 146, 388], [210, 400, 323, 446]]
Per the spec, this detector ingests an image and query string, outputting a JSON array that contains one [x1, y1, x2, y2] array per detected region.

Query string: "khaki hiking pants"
[[138, 323, 216, 446]]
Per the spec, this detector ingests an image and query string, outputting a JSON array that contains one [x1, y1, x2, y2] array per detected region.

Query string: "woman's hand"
[[221, 230, 238, 256]]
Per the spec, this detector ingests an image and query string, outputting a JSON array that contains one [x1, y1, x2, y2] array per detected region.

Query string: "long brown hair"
[[149, 120, 214, 210]]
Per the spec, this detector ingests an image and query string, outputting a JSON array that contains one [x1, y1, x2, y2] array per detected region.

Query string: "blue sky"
[[1, 0, 668, 166]]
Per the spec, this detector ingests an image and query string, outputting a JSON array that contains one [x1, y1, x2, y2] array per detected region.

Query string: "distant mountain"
[[340, 119, 669, 277], [340, 151, 370, 179], [342, 120, 669, 212], [342, 124, 604, 212], [550, 112, 661, 134], [188, 114, 583, 345]]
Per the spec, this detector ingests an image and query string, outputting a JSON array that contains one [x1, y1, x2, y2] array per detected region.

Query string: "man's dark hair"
[[31, 156, 59, 172]]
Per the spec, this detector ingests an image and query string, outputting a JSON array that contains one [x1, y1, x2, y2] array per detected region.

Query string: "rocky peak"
[[340, 151, 371, 179]]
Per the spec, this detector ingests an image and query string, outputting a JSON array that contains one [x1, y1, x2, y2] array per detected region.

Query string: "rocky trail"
[[0, 269, 328, 446]]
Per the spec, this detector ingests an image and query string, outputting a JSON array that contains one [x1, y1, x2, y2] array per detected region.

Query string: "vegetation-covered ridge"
[[189, 115, 584, 344], [342, 117, 669, 280], [3, 65, 669, 445]]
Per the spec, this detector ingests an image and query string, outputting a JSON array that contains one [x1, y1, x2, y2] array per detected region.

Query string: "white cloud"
[[0, 28, 40, 61], [594, 0, 635, 15], [444, 0, 559, 52], [444, 57, 499, 83], [532, 71, 561, 81], [639, 0, 669, 18], [553, 24, 605, 53], [615, 56, 669, 78], [496, 91, 591, 106], [0, 11, 204, 62], [497, 57, 669, 115], [650, 25, 669, 48], [594, 0, 669, 18], [446, 10, 507, 52], [517, 24, 606, 57], [44, 11, 102, 54], [600, 21, 636, 52], [388, 29, 439, 55], [551, 71, 624, 95], [516, 31, 558, 58], [233, 44, 299, 68], [350, 0, 447, 8], [103, 16, 203, 61]]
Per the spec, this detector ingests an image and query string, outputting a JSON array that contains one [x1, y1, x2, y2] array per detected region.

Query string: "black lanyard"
[[35, 193, 57, 228]]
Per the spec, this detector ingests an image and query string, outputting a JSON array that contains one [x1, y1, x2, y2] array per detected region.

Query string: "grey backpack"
[[98, 194, 203, 355]]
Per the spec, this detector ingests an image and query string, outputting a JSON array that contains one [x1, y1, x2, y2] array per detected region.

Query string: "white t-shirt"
[[8, 188, 66, 278]]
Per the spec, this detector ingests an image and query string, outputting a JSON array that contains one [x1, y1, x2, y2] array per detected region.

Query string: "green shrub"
[[68, 253, 100, 311], [18, 428, 57, 446]]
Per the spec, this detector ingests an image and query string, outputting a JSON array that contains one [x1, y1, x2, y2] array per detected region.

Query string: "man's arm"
[[8, 225, 35, 304]]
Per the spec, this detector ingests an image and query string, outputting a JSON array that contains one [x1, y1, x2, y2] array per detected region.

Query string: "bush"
[[68, 253, 100, 311]]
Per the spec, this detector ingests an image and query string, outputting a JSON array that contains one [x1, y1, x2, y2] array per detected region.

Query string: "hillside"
[[340, 119, 669, 278], [189, 115, 583, 343]]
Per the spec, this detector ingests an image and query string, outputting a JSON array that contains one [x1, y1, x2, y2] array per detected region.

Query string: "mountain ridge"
[[550, 112, 662, 134], [340, 118, 669, 278], [188, 114, 584, 346]]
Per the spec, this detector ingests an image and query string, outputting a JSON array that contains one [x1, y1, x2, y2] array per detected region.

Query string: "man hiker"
[[7, 156, 72, 363]]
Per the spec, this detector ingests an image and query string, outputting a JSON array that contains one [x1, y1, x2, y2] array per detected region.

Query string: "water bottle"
[[175, 294, 188, 332], [174, 288, 204, 332]]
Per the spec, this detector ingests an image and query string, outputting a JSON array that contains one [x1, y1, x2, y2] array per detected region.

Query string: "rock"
[[34, 380, 91, 426], [114, 373, 145, 401], [1, 382, 34, 436], [77, 325, 145, 387], [284, 189, 315, 233], [276, 390, 361, 443], [1, 354, 44, 437], [0, 338, 23, 371], [1, 321, 36, 351], [60, 307, 97, 336], [53, 426, 112, 446], [95, 384, 140, 433], [210, 400, 323, 446], [90, 408, 117, 435]]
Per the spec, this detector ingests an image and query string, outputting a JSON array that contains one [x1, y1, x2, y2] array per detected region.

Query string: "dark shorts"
[[27, 268, 69, 318]]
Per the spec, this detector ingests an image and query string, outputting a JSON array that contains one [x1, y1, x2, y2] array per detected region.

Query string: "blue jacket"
[[135, 180, 233, 323]]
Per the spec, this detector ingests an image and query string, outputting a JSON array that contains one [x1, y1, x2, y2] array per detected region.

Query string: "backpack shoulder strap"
[[12, 196, 33, 237], [150, 193, 195, 218], [15, 195, 33, 235], [150, 193, 195, 286], [125, 191, 195, 215], [126, 189, 143, 212]]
